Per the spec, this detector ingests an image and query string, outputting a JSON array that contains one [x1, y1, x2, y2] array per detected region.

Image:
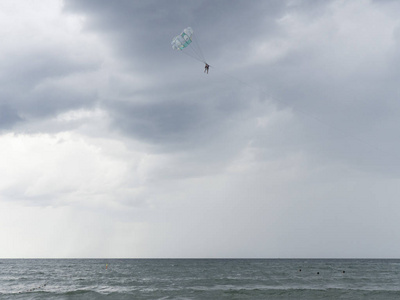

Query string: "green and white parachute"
[[171, 27, 206, 63], [171, 27, 193, 50]]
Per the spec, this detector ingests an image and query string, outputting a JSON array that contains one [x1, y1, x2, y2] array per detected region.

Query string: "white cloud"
[[0, 0, 96, 60], [0, 132, 136, 208]]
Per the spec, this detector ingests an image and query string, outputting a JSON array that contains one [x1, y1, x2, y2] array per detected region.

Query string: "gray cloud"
[[62, 0, 291, 91], [0, 105, 23, 129], [61, 0, 400, 179], [0, 48, 99, 129]]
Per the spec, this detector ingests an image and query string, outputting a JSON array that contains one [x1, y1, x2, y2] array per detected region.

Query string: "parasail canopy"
[[171, 27, 206, 63], [171, 27, 194, 50]]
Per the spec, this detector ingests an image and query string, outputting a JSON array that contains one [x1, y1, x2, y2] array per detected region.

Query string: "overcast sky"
[[1, 0, 400, 258]]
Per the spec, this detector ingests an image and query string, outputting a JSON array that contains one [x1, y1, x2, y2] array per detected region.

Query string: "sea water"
[[1, 259, 400, 299]]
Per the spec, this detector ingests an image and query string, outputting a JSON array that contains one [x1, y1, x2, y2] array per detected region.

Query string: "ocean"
[[1, 259, 400, 299]]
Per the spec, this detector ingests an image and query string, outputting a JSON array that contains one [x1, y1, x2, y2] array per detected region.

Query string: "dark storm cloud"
[[0, 105, 22, 129], [62, 0, 285, 150], [0, 49, 99, 130], [106, 78, 254, 155], [62, 0, 400, 175], [4, 51, 84, 88], [63, 0, 286, 71], [110, 100, 207, 145]]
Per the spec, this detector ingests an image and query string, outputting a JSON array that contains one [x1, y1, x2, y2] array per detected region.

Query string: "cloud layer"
[[1, 0, 400, 258]]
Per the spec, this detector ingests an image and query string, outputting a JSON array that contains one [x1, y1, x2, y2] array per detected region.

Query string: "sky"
[[1, 0, 400, 258]]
